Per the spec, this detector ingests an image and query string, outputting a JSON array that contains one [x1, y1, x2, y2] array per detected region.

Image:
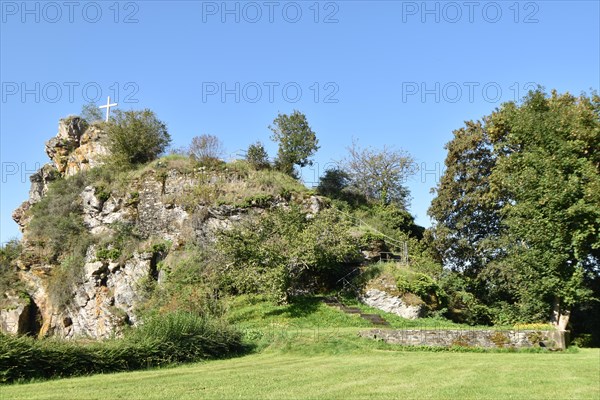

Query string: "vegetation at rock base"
[[1, 295, 597, 396], [0, 311, 243, 384]]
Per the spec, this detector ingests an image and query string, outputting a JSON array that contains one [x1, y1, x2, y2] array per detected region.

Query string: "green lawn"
[[3, 348, 598, 399], [3, 296, 598, 399], [226, 295, 481, 330]]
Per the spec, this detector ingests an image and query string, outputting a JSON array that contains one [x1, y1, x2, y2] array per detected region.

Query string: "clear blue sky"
[[1, 1, 599, 244]]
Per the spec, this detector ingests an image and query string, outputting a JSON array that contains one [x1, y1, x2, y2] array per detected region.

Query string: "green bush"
[[571, 334, 594, 348], [246, 141, 270, 170], [28, 175, 90, 262], [46, 254, 85, 309], [95, 247, 121, 261], [130, 311, 242, 361], [150, 240, 172, 255], [105, 109, 171, 169], [96, 222, 142, 263], [216, 206, 360, 302], [0, 311, 243, 384], [395, 270, 445, 307], [94, 183, 111, 202], [439, 272, 492, 325], [448, 291, 492, 326], [0, 240, 24, 307]]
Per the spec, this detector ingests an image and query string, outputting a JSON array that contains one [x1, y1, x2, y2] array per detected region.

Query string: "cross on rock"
[[99, 96, 118, 122]]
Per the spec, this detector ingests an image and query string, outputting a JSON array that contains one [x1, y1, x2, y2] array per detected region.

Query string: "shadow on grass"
[[263, 296, 323, 319]]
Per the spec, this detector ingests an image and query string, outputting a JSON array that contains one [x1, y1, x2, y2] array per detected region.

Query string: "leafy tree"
[[344, 140, 417, 207], [430, 89, 600, 328], [245, 141, 270, 170], [316, 167, 350, 198], [216, 206, 359, 302], [189, 134, 224, 162], [428, 120, 504, 278], [105, 109, 171, 168], [487, 90, 600, 329], [269, 111, 319, 176], [80, 102, 104, 123]]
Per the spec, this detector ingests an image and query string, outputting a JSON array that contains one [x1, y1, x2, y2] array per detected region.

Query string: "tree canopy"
[[269, 110, 319, 176], [429, 89, 600, 328], [344, 140, 417, 207], [106, 109, 171, 168], [189, 134, 224, 162]]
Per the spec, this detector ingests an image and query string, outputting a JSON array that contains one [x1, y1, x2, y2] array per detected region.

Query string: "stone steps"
[[360, 313, 390, 326], [323, 297, 389, 327]]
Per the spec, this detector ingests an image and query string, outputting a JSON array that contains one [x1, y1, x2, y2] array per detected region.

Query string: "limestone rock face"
[[12, 164, 59, 232], [0, 294, 40, 335], [49, 250, 154, 339], [29, 164, 59, 203], [2, 115, 327, 340], [360, 288, 424, 320], [12, 118, 107, 232], [5, 165, 264, 339], [45, 117, 108, 177]]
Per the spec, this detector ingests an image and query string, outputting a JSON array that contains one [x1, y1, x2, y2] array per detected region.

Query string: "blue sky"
[[1, 0, 599, 244]]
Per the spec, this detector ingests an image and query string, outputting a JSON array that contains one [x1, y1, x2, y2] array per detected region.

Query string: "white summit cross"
[[99, 96, 118, 122]]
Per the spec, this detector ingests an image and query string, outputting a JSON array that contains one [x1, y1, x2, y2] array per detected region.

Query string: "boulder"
[[360, 288, 424, 320]]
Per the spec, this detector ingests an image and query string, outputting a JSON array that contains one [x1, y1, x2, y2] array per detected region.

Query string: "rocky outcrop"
[[0, 294, 41, 336], [45, 117, 108, 176], [28, 164, 59, 203], [360, 288, 424, 320], [13, 118, 107, 233], [12, 164, 59, 231], [20, 172, 259, 339], [45, 250, 154, 339], [3, 115, 329, 340]]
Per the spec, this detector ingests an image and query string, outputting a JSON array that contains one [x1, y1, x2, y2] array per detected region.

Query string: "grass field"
[[3, 347, 598, 399], [3, 296, 599, 399]]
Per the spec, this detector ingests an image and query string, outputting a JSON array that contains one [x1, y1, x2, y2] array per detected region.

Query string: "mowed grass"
[[3, 296, 598, 399], [3, 349, 598, 399], [226, 295, 477, 331]]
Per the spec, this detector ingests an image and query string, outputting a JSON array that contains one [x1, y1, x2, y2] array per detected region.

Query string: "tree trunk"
[[550, 296, 571, 331]]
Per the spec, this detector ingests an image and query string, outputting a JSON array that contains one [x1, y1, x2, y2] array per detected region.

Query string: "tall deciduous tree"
[[430, 89, 600, 328], [488, 90, 600, 329], [189, 134, 224, 162], [428, 120, 504, 277], [269, 111, 319, 176], [344, 140, 417, 207]]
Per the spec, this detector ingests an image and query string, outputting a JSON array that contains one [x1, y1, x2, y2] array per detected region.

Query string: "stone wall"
[[359, 329, 568, 350]]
